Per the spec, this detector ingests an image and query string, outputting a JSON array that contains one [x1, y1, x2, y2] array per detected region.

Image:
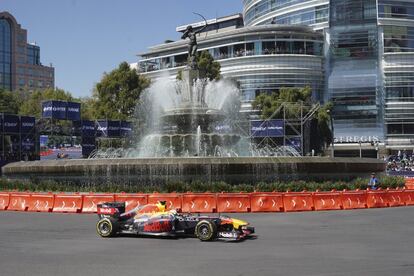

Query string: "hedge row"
[[0, 176, 405, 193]]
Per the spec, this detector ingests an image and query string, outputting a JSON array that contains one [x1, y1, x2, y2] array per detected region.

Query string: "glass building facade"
[[137, 1, 414, 150], [138, 23, 324, 116], [0, 18, 12, 90], [0, 12, 54, 92], [242, 0, 414, 149], [243, 0, 329, 30]]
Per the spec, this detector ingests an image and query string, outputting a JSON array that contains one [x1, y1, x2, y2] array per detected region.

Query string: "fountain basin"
[[2, 157, 385, 185]]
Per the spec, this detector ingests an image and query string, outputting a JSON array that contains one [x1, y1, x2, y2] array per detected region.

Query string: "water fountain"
[[2, 22, 385, 185]]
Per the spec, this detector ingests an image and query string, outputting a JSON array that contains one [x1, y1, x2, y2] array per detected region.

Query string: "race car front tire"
[[195, 220, 217, 241], [96, 217, 119, 237]]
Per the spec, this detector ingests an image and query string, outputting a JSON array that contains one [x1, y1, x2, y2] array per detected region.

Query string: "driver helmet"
[[156, 201, 167, 212]]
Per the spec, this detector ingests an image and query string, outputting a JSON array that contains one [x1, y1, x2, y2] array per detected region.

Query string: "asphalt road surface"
[[1, 207, 414, 276]]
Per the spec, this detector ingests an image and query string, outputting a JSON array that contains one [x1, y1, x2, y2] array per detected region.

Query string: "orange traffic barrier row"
[[1, 189, 414, 214], [250, 192, 284, 212], [115, 193, 148, 212], [313, 191, 342, 211], [182, 193, 217, 213], [405, 177, 414, 189], [342, 190, 367, 209], [283, 191, 314, 212], [217, 193, 251, 213]]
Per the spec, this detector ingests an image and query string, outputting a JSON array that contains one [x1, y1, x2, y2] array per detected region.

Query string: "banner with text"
[[120, 121, 132, 137], [66, 102, 81, 121], [2, 114, 20, 133], [20, 116, 36, 134], [82, 136, 96, 156], [250, 120, 284, 137], [42, 101, 67, 120]]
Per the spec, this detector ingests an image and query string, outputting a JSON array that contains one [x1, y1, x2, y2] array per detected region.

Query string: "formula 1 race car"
[[96, 201, 255, 241]]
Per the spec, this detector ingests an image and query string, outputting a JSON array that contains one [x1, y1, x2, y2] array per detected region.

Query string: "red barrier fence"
[[283, 192, 314, 212], [53, 194, 83, 213], [366, 190, 389, 208], [217, 193, 251, 213], [147, 193, 182, 210], [27, 193, 54, 212], [341, 190, 367, 209], [0, 192, 10, 210], [405, 178, 414, 189], [250, 192, 284, 212], [1, 188, 414, 214], [182, 193, 217, 213], [114, 193, 148, 212], [82, 194, 115, 213], [8, 193, 30, 211], [313, 191, 343, 211]]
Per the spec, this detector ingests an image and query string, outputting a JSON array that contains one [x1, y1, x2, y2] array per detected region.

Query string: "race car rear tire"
[[96, 217, 119, 237], [195, 220, 217, 241]]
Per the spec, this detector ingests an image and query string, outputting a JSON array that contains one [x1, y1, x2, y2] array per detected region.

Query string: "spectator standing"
[[368, 173, 379, 190]]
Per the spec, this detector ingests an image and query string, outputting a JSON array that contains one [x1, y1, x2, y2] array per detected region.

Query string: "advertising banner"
[[40, 135, 48, 147], [96, 120, 108, 137], [21, 135, 36, 152], [82, 120, 95, 137], [250, 120, 284, 137], [42, 101, 67, 119], [66, 102, 81, 121], [20, 116, 36, 133], [3, 114, 20, 133], [81, 136, 96, 156], [107, 121, 120, 137], [41, 101, 53, 118], [120, 121, 132, 137]]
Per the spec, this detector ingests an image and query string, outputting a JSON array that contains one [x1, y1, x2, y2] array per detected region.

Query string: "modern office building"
[[243, 0, 414, 152], [0, 11, 54, 92], [137, 1, 414, 154], [138, 14, 324, 117]]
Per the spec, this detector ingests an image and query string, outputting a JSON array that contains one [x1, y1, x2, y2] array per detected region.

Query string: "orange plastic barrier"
[[313, 191, 343, 211], [114, 193, 148, 212], [341, 190, 367, 209], [405, 178, 414, 189], [27, 193, 54, 212], [403, 189, 414, 206], [283, 192, 314, 212], [8, 193, 30, 211], [82, 194, 115, 213], [386, 189, 405, 207], [53, 194, 83, 213], [366, 190, 389, 208], [250, 192, 284, 212], [182, 193, 217, 213], [216, 193, 251, 213], [0, 192, 10, 210], [147, 193, 182, 210]]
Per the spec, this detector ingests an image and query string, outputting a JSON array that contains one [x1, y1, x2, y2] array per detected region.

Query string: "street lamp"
[[327, 109, 334, 158]]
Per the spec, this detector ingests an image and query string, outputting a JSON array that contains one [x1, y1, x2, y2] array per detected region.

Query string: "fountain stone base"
[[2, 157, 385, 185]]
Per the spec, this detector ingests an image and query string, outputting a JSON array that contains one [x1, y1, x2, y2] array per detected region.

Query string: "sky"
[[2, 0, 241, 97]]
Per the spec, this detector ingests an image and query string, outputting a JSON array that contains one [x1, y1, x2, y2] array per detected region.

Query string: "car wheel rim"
[[100, 222, 110, 234], [200, 225, 209, 238]]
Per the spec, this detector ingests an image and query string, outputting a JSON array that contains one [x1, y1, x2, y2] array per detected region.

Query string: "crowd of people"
[[386, 151, 414, 172]]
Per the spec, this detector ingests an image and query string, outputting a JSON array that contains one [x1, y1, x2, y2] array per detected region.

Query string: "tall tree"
[[197, 50, 221, 81], [19, 88, 75, 118], [0, 88, 20, 114], [93, 62, 150, 120]]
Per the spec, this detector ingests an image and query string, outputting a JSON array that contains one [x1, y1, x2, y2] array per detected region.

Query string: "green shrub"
[[0, 175, 407, 193]]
